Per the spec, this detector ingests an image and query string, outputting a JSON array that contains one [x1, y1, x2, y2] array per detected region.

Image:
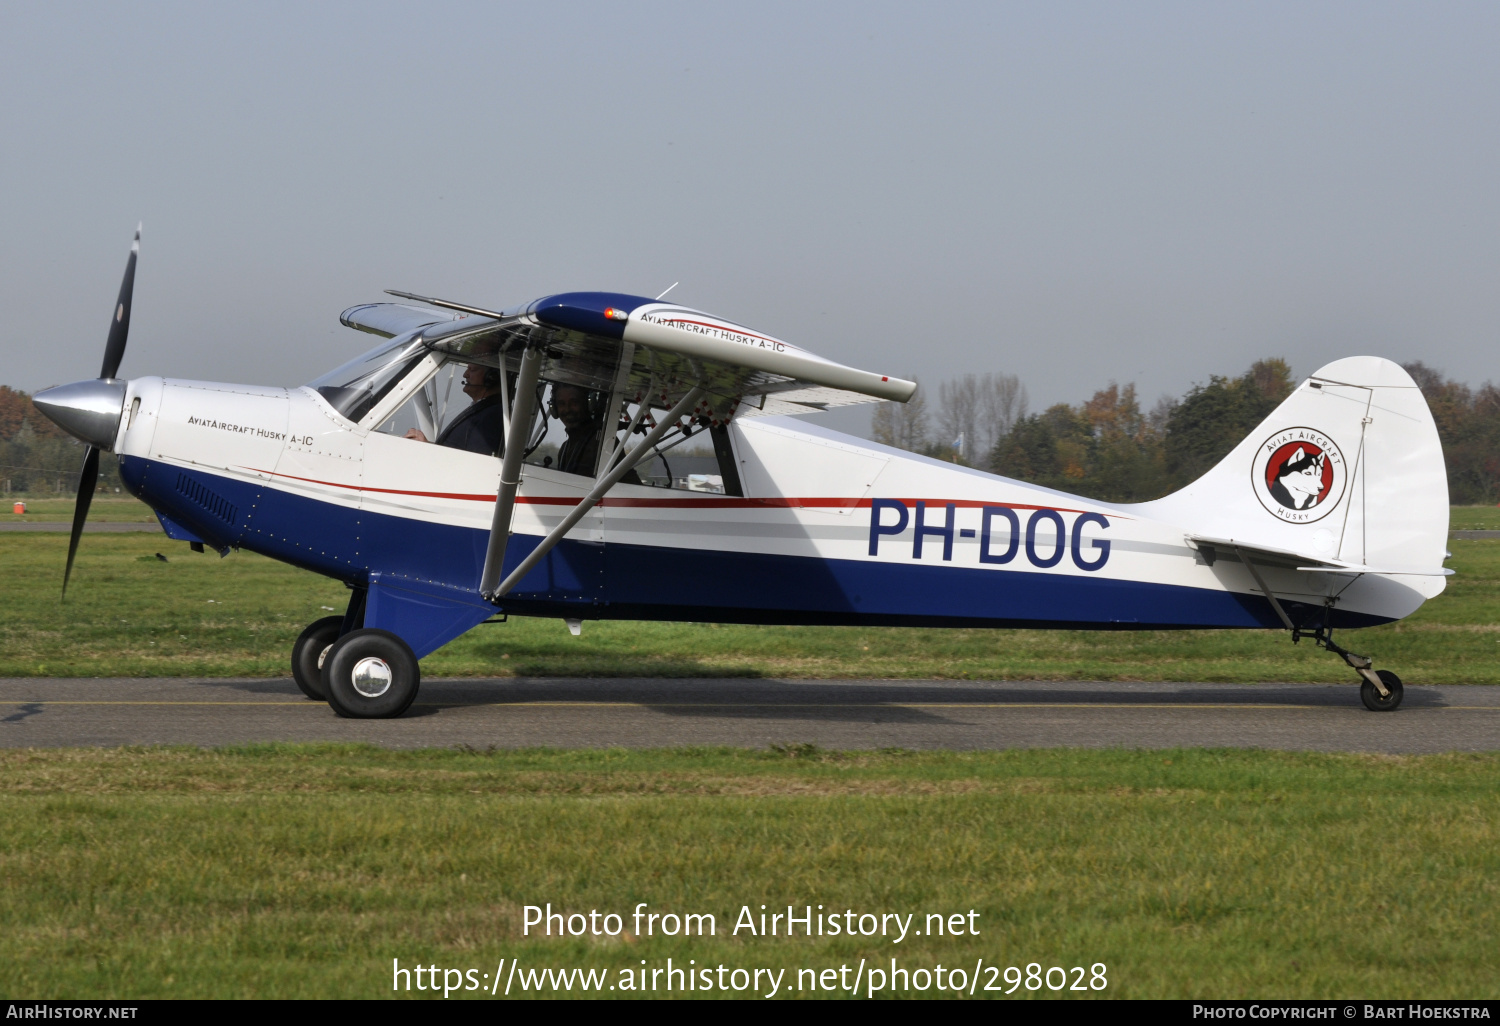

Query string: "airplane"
[[33, 230, 1452, 717]]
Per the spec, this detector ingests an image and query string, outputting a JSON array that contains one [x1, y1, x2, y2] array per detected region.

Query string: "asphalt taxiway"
[[1, 677, 1496, 752]]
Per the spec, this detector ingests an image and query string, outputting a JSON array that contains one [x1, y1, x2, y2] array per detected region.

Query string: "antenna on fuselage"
[[655, 282, 679, 301]]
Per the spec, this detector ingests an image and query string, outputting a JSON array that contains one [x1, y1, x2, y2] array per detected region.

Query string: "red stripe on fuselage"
[[241, 466, 1122, 517]]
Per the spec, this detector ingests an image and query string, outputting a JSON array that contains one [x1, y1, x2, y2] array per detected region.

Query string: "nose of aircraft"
[[32, 378, 128, 450]]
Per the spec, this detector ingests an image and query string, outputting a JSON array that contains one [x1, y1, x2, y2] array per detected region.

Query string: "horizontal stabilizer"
[[1189, 535, 1453, 577]]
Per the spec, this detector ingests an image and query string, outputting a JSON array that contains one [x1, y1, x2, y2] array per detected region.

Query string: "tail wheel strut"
[[1294, 624, 1404, 713], [1240, 549, 1405, 713]]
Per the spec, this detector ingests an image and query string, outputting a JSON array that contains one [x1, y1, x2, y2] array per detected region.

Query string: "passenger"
[[405, 363, 506, 456], [552, 383, 603, 475], [551, 383, 641, 483]]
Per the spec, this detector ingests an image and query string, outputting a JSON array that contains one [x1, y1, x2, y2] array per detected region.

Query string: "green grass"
[[3, 531, 1497, 682], [4, 494, 156, 522], [0, 745, 1494, 999], [1450, 505, 1500, 530]]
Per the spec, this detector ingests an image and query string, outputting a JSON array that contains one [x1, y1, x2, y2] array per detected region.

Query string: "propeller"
[[100, 226, 139, 380], [62, 225, 139, 599]]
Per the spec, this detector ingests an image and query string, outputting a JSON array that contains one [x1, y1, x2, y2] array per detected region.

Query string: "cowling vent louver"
[[176, 473, 238, 524]]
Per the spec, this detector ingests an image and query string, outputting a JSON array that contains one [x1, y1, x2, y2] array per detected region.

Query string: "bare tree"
[[936, 376, 981, 461], [874, 372, 1026, 460], [933, 373, 1028, 463], [871, 377, 930, 453], [977, 373, 1028, 458]]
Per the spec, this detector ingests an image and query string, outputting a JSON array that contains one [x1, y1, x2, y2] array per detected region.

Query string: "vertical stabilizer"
[[1133, 357, 1448, 581]]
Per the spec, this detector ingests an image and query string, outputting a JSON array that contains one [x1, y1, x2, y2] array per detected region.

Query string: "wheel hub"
[[351, 656, 393, 698]]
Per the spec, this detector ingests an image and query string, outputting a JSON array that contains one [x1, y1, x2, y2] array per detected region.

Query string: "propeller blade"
[[62, 446, 100, 600], [99, 225, 140, 380]]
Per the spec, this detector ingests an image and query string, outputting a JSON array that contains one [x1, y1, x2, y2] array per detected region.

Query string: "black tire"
[[1360, 669, 1404, 712], [322, 629, 420, 719], [291, 616, 344, 701]]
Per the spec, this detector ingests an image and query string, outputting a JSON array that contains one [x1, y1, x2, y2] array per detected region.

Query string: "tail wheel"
[[291, 616, 344, 701], [1360, 669, 1404, 712], [322, 628, 420, 719]]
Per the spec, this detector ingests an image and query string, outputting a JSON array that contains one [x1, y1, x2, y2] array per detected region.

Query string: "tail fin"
[[1134, 356, 1449, 579]]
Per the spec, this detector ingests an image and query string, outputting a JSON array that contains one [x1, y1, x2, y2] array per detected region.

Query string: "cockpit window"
[[307, 334, 429, 423]]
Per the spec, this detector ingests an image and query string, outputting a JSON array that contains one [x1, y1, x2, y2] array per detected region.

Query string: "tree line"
[[0, 386, 122, 496], [872, 360, 1500, 504]]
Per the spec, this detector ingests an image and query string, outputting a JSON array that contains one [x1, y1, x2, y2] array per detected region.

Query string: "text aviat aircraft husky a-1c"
[[35, 230, 1453, 717]]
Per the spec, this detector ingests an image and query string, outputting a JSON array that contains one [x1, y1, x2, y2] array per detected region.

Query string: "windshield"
[[307, 334, 429, 423]]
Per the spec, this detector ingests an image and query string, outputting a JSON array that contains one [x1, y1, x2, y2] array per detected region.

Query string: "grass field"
[[1450, 505, 1500, 530], [0, 745, 1494, 999], [4, 495, 156, 522], [2, 528, 1496, 682]]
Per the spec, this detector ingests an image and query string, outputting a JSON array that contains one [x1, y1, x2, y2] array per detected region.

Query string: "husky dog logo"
[[1251, 428, 1346, 523], [1270, 446, 1326, 508]]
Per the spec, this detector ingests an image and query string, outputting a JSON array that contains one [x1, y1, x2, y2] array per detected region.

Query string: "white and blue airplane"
[[35, 231, 1452, 717]]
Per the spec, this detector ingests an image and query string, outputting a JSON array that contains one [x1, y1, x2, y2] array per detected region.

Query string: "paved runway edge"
[[1, 678, 1496, 752]]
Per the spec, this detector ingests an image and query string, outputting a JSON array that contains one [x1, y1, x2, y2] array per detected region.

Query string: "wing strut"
[[486, 383, 706, 601], [478, 346, 545, 598]]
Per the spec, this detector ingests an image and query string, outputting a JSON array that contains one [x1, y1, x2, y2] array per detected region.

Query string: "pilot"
[[405, 363, 506, 456]]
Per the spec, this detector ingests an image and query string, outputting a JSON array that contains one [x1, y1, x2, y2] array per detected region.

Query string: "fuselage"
[[110, 375, 1433, 639]]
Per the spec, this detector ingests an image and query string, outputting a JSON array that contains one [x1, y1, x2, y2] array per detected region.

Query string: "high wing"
[[365, 290, 916, 422], [340, 303, 463, 338]]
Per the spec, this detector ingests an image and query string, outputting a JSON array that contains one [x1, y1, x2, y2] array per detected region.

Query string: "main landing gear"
[[291, 616, 342, 701], [289, 588, 421, 718], [1293, 624, 1404, 712], [322, 629, 420, 719]]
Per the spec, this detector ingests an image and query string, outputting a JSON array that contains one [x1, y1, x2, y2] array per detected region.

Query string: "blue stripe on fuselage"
[[118, 456, 1390, 636]]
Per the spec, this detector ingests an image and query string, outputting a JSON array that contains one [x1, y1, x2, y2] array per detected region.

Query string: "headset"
[[447, 360, 503, 392], [546, 382, 609, 422]]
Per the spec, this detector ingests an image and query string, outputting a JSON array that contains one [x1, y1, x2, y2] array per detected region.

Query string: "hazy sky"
[[4, 1, 1498, 437]]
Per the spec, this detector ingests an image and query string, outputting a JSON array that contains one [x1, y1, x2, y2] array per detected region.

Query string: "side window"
[[376, 359, 519, 459], [374, 361, 461, 441], [580, 391, 732, 493], [629, 448, 726, 492]]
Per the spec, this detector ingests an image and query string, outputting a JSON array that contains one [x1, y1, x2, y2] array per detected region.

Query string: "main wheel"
[[1360, 669, 1404, 712], [291, 616, 344, 701], [322, 628, 420, 719]]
